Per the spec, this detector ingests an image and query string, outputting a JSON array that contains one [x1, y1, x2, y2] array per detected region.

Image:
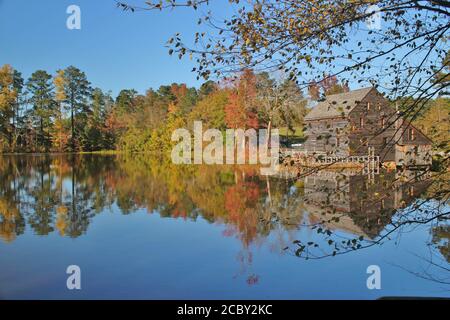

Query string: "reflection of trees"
[[389, 224, 450, 287], [432, 225, 450, 263], [256, 176, 306, 253], [27, 164, 57, 235], [0, 156, 27, 242], [0, 155, 306, 246], [0, 155, 113, 239], [1, 154, 448, 283], [0, 197, 24, 242], [405, 224, 450, 286], [224, 177, 260, 246]]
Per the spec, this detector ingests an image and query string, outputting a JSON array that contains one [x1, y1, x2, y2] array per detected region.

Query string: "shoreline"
[[0, 151, 136, 156]]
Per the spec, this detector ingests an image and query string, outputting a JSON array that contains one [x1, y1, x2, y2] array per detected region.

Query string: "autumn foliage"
[[225, 69, 260, 130]]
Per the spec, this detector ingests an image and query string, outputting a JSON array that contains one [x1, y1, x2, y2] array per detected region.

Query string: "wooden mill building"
[[303, 87, 432, 166]]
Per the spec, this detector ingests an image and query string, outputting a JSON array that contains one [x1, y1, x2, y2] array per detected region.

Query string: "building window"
[[377, 103, 382, 111], [367, 102, 370, 111], [360, 117, 364, 128], [409, 128, 415, 140], [381, 117, 385, 128]]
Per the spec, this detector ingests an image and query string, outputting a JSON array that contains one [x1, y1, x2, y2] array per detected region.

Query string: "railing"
[[282, 147, 380, 178], [315, 155, 380, 164]]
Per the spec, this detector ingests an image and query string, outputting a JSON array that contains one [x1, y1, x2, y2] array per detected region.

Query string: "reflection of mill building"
[[304, 88, 433, 166], [303, 170, 432, 239]]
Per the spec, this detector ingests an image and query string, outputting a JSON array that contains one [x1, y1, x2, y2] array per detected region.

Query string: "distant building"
[[304, 87, 432, 166]]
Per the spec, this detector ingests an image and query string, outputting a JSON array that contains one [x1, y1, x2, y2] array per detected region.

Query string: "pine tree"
[[57, 66, 92, 151], [26, 70, 56, 152]]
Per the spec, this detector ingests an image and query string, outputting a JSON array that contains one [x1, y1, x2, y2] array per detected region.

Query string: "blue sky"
[[0, 1, 442, 99], [0, 0, 229, 96]]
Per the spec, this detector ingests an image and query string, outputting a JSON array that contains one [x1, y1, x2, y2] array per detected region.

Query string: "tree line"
[[0, 63, 447, 154], [0, 65, 310, 153]]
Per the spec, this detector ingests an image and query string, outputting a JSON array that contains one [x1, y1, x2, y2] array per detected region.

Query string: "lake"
[[0, 154, 448, 299]]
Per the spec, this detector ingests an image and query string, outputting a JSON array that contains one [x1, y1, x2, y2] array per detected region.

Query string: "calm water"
[[0, 154, 448, 299]]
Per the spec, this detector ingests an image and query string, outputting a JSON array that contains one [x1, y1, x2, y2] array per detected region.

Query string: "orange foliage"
[[225, 69, 260, 129], [224, 180, 260, 246]]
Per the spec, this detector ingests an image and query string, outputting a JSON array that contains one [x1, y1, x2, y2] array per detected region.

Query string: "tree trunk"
[[266, 175, 272, 206], [266, 118, 272, 151], [40, 117, 44, 150], [71, 107, 74, 148], [12, 99, 17, 151], [71, 93, 75, 150]]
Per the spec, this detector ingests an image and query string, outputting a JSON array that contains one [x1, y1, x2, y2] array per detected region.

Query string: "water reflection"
[[0, 154, 448, 294], [0, 156, 262, 242], [0, 155, 445, 243], [304, 169, 432, 239]]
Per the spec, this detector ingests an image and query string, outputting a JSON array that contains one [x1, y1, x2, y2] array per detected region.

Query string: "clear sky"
[[0, 0, 227, 96], [1, 1, 440, 99]]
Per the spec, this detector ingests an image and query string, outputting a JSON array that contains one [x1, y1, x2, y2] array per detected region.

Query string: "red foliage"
[[224, 180, 260, 245], [170, 83, 188, 104], [224, 69, 260, 129]]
